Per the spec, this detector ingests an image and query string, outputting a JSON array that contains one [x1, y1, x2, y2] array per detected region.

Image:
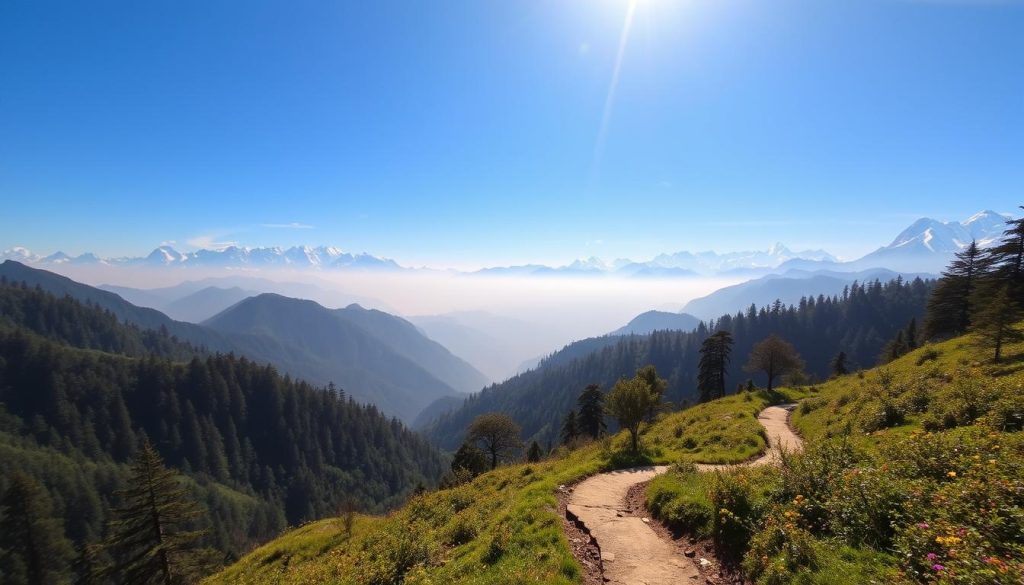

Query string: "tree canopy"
[[466, 413, 523, 470], [745, 335, 804, 392]]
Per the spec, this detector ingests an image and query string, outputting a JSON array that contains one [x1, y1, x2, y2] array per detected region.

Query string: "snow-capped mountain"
[[0, 247, 40, 263], [647, 243, 837, 274], [2, 245, 405, 271], [853, 210, 1011, 273], [2, 210, 1013, 276]]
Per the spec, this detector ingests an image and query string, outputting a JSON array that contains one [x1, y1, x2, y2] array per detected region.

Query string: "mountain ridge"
[[4, 210, 1011, 276]]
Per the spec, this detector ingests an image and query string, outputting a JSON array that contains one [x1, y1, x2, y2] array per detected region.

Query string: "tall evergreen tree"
[[0, 472, 74, 585], [970, 284, 1024, 362], [830, 351, 849, 377], [880, 330, 909, 364], [560, 410, 579, 445], [987, 207, 1024, 297], [106, 441, 206, 585], [697, 330, 734, 402], [73, 544, 107, 585], [924, 241, 987, 340], [576, 384, 606, 439], [905, 318, 919, 351]]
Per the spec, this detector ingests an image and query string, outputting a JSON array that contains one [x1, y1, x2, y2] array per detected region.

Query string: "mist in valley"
[[44, 263, 739, 382]]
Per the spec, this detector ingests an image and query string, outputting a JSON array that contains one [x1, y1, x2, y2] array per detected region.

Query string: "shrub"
[[744, 513, 819, 583], [483, 524, 511, 564], [826, 467, 916, 549], [709, 469, 774, 552], [355, 520, 436, 584], [915, 348, 940, 365]]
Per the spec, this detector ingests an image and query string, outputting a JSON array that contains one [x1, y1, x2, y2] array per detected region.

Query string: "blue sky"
[[1, 0, 1022, 268]]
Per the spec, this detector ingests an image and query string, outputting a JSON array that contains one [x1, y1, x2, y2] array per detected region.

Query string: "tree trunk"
[[629, 427, 639, 452]]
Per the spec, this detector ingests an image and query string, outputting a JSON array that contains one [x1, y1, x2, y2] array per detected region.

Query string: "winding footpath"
[[566, 404, 802, 585]]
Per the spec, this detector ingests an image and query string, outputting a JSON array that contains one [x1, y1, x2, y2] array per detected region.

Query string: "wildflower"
[[917, 522, 930, 529], [989, 459, 997, 465], [947, 471, 957, 478], [933, 564, 945, 571], [926, 553, 937, 561]]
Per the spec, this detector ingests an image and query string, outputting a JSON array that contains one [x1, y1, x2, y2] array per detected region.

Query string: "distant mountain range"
[[2, 210, 1012, 277], [99, 275, 391, 320], [0, 260, 486, 422], [7, 245, 403, 270]]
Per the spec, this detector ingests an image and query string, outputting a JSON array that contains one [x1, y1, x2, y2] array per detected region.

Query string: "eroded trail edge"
[[565, 404, 801, 585]]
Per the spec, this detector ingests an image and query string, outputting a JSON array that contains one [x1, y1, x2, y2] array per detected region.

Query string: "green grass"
[[208, 330, 1024, 584], [645, 387, 809, 464], [205, 387, 802, 584], [647, 331, 1024, 584]]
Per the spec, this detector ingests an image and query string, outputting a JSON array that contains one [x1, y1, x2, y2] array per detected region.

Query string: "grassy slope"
[[648, 331, 1024, 584], [206, 387, 806, 584], [208, 331, 1023, 584]]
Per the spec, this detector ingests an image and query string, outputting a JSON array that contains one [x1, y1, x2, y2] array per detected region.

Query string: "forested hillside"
[[0, 278, 200, 359], [0, 261, 480, 422], [427, 277, 933, 448], [204, 294, 484, 420], [0, 282, 446, 582]]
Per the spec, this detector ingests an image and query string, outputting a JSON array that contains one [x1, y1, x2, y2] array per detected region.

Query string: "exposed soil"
[[625, 480, 750, 585], [562, 404, 802, 585], [557, 485, 603, 585]]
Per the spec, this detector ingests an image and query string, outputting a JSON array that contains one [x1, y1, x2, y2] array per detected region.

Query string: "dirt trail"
[[566, 404, 801, 585]]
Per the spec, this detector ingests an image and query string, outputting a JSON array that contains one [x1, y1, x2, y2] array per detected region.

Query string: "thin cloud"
[[261, 222, 315, 229], [187, 234, 239, 250]]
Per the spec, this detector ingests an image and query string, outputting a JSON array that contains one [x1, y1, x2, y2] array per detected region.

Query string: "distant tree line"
[[428, 275, 933, 449]]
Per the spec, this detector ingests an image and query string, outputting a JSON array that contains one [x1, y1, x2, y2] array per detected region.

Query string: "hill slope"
[[426, 277, 933, 449], [161, 285, 255, 322], [203, 294, 477, 422], [207, 328, 1024, 585], [0, 284, 447, 580], [609, 310, 701, 336], [2, 262, 480, 421]]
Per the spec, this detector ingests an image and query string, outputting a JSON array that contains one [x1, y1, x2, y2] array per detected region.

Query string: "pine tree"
[[905, 318, 919, 350], [987, 207, 1024, 297], [0, 472, 73, 585], [526, 440, 543, 462], [73, 543, 107, 585], [880, 330, 908, 364], [576, 384, 606, 439], [697, 330, 734, 402], [970, 284, 1024, 362], [924, 241, 987, 340], [560, 410, 579, 445], [830, 351, 849, 377], [106, 440, 206, 585]]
